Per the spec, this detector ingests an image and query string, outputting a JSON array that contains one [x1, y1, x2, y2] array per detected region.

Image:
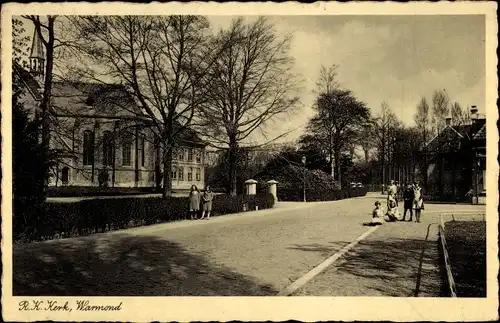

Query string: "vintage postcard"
[[1, 1, 498, 322]]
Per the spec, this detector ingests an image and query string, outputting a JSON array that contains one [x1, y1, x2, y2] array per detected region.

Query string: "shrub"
[[255, 165, 340, 192], [14, 193, 276, 243]]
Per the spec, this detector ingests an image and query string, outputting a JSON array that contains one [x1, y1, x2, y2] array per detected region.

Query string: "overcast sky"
[[20, 14, 486, 144], [208, 15, 485, 143]]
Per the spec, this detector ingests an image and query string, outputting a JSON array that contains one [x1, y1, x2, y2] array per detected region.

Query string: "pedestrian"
[[200, 185, 214, 220], [413, 182, 424, 223], [364, 201, 384, 226], [388, 180, 398, 206], [402, 183, 415, 221], [189, 184, 201, 220]]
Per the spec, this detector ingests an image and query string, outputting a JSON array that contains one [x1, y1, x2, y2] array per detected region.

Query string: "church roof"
[[13, 62, 43, 100], [13, 64, 206, 146]]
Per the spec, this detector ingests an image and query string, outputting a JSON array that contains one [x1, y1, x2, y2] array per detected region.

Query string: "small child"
[[368, 201, 384, 226], [385, 193, 399, 222]]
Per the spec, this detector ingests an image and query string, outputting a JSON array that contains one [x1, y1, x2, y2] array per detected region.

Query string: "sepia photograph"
[[1, 2, 498, 322]]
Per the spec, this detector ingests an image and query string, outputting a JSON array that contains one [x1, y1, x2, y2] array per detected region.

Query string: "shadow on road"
[[287, 241, 350, 258], [289, 236, 443, 297], [335, 237, 442, 296], [13, 234, 277, 296]]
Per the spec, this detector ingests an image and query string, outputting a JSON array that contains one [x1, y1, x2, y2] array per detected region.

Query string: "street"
[[13, 193, 486, 296]]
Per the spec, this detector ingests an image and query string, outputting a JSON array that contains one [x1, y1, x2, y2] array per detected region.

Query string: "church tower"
[[29, 28, 45, 83]]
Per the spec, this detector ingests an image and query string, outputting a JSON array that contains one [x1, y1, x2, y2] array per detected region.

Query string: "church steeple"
[[29, 27, 45, 81]]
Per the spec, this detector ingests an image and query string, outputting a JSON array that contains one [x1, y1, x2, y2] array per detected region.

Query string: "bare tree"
[[450, 101, 471, 126], [431, 89, 450, 134], [196, 17, 301, 196], [68, 16, 221, 197], [315, 64, 339, 94]]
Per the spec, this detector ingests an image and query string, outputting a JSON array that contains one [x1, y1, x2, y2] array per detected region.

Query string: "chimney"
[[445, 117, 452, 126], [470, 105, 478, 119]]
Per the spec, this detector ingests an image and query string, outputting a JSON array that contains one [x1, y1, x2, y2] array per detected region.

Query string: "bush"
[[277, 186, 367, 202], [256, 165, 340, 192], [14, 193, 276, 243]]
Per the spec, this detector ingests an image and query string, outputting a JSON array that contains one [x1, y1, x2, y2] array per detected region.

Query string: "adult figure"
[[189, 185, 201, 220], [413, 182, 424, 223], [200, 186, 214, 220], [402, 183, 415, 221]]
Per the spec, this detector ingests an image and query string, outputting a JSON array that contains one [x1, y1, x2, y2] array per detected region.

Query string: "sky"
[[208, 15, 485, 143], [19, 15, 486, 144]]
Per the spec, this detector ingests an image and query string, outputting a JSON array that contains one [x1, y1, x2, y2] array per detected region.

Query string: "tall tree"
[[306, 88, 370, 188], [69, 16, 220, 197], [12, 17, 30, 66], [196, 17, 301, 196], [22, 15, 58, 196], [431, 89, 450, 134]]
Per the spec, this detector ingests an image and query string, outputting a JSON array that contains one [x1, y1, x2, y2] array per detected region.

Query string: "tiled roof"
[[13, 62, 43, 100], [13, 64, 206, 146], [51, 82, 140, 118], [451, 119, 486, 139], [473, 124, 486, 140]]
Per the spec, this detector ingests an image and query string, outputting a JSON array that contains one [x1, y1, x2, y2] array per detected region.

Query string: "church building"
[[14, 28, 207, 189]]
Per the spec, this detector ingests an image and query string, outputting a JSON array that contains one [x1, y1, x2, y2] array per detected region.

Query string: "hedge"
[[13, 193, 275, 243], [46, 186, 158, 197], [277, 187, 367, 202]]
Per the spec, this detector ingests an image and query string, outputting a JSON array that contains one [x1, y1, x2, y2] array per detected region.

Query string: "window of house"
[[83, 130, 94, 166], [122, 133, 132, 166], [178, 167, 184, 181], [171, 167, 177, 180], [196, 150, 201, 163], [61, 167, 69, 185], [196, 168, 201, 181], [102, 131, 114, 167], [139, 135, 145, 167], [178, 148, 184, 161], [188, 167, 193, 181], [188, 149, 193, 162]]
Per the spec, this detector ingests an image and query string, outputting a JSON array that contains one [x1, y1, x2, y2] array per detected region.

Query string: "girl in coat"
[[413, 183, 424, 223], [189, 185, 201, 220], [200, 186, 215, 220]]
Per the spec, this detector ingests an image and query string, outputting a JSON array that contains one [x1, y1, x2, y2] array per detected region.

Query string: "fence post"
[[267, 180, 278, 204], [245, 179, 257, 196]]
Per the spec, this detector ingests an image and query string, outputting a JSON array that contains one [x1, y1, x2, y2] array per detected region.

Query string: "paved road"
[[13, 193, 486, 296]]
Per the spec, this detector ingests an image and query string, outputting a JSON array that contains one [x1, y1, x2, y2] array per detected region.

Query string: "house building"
[[14, 29, 207, 189], [416, 108, 486, 203]]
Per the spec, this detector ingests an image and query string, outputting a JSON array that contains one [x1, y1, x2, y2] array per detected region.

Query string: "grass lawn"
[[445, 220, 486, 297]]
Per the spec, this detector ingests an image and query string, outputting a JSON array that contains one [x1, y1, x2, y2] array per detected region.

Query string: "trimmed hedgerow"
[[46, 186, 159, 197], [13, 193, 276, 243], [277, 187, 367, 202]]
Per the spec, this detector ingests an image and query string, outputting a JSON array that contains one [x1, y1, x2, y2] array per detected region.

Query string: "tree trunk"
[[335, 150, 341, 189], [162, 145, 173, 198], [329, 150, 335, 179], [228, 137, 238, 196], [38, 18, 56, 199]]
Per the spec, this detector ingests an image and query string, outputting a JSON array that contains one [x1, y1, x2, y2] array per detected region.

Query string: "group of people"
[[369, 180, 424, 226], [188, 185, 215, 220]]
